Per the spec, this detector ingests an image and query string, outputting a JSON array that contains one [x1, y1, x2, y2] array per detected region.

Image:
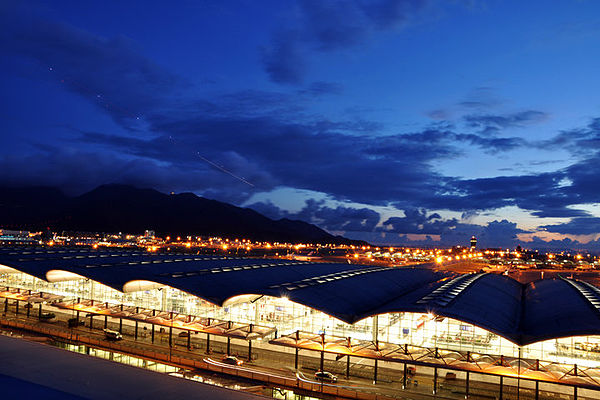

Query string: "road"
[[0, 299, 595, 400]]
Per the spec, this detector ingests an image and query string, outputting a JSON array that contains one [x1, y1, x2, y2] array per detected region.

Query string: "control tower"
[[470, 235, 477, 250]]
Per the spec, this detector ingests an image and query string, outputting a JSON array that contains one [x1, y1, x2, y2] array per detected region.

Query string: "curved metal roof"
[[1, 246, 599, 346]]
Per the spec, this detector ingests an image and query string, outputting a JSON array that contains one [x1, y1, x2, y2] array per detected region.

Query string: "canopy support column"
[[346, 355, 350, 379], [373, 359, 378, 384]]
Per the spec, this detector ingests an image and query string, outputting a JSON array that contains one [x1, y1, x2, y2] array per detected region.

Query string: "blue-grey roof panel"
[[2, 246, 600, 345]]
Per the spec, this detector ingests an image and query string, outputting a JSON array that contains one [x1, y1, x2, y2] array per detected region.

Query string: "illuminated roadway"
[[0, 300, 594, 400]]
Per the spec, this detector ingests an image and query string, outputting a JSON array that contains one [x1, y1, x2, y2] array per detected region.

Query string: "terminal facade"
[[1, 246, 600, 398]]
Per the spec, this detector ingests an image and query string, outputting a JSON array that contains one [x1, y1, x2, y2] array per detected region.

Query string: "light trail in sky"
[[195, 152, 255, 187], [49, 66, 255, 188]]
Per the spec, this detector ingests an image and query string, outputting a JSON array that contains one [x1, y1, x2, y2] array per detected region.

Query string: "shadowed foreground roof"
[[0, 334, 262, 399], [1, 246, 599, 346]]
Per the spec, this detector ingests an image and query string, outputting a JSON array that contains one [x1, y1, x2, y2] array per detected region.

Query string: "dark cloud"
[[75, 114, 537, 210], [477, 220, 527, 248], [247, 199, 380, 232], [524, 236, 600, 252], [245, 201, 287, 221], [453, 133, 526, 152], [380, 208, 458, 235], [530, 207, 590, 219], [343, 218, 528, 249], [360, 0, 427, 28], [260, 31, 307, 84], [249, 200, 531, 250], [3, 1, 600, 242], [261, 0, 428, 84], [295, 199, 381, 232], [562, 156, 600, 205], [536, 118, 600, 156], [447, 173, 568, 215], [77, 119, 458, 206], [427, 109, 451, 120], [0, 9, 185, 126], [541, 217, 600, 235], [0, 147, 254, 204], [463, 110, 549, 135], [299, 81, 344, 96], [299, 0, 366, 50], [457, 87, 502, 110]]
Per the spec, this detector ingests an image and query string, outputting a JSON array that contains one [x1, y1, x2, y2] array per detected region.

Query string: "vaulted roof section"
[[1, 246, 599, 346]]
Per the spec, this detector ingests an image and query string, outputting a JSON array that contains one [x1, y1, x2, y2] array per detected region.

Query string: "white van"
[[103, 328, 123, 341]]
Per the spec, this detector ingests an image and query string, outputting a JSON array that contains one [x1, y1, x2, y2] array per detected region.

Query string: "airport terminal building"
[[1, 245, 600, 399]]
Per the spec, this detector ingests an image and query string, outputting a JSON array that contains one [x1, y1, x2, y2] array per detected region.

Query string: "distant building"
[[470, 235, 477, 249], [144, 230, 155, 239], [0, 229, 35, 244]]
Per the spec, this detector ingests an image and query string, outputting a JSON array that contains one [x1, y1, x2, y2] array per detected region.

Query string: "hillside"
[[0, 184, 361, 244]]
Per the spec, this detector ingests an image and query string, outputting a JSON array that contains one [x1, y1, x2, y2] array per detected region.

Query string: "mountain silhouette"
[[0, 184, 361, 244]]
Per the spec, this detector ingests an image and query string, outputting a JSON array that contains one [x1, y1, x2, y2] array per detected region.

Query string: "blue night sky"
[[2, 1, 600, 249]]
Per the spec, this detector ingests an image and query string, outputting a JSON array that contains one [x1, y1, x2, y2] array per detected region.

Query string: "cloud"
[[3, 1, 600, 242], [463, 110, 549, 135], [536, 117, 600, 156], [343, 218, 529, 249], [245, 201, 288, 220], [0, 8, 185, 126], [540, 217, 600, 235], [524, 236, 600, 252], [458, 86, 503, 110], [299, 81, 344, 96], [260, 31, 307, 84], [247, 199, 381, 232], [0, 146, 261, 204], [427, 109, 451, 120], [380, 208, 458, 235], [453, 133, 526, 152], [261, 0, 428, 84], [76, 114, 535, 210], [249, 200, 531, 250]]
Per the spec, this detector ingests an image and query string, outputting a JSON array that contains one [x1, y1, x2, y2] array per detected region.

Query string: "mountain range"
[[0, 184, 361, 244]]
